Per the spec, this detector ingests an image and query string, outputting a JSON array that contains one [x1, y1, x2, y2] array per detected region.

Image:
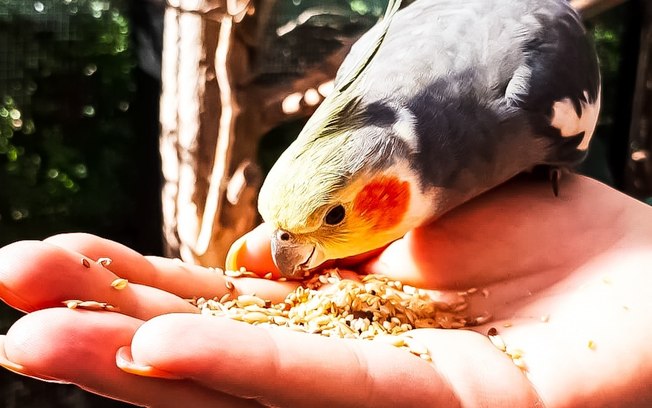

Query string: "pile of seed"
[[195, 269, 470, 360]]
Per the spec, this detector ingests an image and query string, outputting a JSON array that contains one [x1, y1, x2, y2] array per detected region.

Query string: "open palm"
[[1, 174, 651, 407]]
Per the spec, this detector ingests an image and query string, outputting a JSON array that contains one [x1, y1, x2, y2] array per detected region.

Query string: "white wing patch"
[[550, 88, 601, 151]]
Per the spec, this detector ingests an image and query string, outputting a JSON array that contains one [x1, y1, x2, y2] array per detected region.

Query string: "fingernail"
[[116, 346, 182, 380], [0, 282, 36, 313], [0, 336, 64, 382]]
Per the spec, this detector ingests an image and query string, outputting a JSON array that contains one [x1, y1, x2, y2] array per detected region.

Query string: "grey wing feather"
[[506, 0, 601, 165], [336, 0, 600, 193]]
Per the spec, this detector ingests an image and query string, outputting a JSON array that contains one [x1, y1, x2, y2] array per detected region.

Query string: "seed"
[[236, 294, 266, 308], [64, 300, 81, 309], [507, 347, 523, 359], [512, 357, 527, 371], [111, 278, 128, 290], [225, 270, 243, 278], [540, 314, 550, 323], [241, 271, 259, 278], [404, 337, 429, 356], [264, 272, 273, 280], [374, 335, 405, 347], [310, 315, 332, 327], [81, 258, 91, 268], [588, 340, 596, 350], [225, 280, 235, 291], [64, 300, 120, 312], [97, 257, 112, 267], [466, 287, 478, 294], [473, 313, 492, 325], [219, 293, 231, 303], [488, 327, 506, 352], [419, 353, 432, 361], [194, 271, 469, 360], [241, 311, 270, 323], [104, 304, 120, 312]]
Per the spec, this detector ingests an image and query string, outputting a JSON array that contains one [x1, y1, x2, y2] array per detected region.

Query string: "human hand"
[[1, 174, 651, 407]]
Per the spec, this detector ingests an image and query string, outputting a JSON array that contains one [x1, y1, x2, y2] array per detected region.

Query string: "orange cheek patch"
[[352, 176, 410, 231]]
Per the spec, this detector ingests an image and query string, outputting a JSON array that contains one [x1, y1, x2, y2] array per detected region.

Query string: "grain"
[[487, 327, 527, 371], [225, 270, 244, 278], [236, 294, 266, 308], [63, 299, 119, 312], [65, 300, 80, 309], [81, 258, 91, 268], [97, 257, 112, 267], [111, 278, 129, 290], [487, 327, 506, 352], [507, 347, 523, 360], [512, 357, 527, 370], [195, 269, 473, 360], [225, 280, 235, 291]]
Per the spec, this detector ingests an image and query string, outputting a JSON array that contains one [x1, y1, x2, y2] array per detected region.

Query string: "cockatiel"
[[257, 0, 601, 278]]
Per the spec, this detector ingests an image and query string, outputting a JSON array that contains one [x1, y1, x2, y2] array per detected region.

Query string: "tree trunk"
[[159, 0, 347, 267]]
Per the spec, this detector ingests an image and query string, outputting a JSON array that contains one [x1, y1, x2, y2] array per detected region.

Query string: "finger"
[[0, 240, 196, 319], [406, 329, 542, 407], [46, 233, 298, 303], [145, 256, 298, 303], [124, 314, 459, 407], [0, 309, 261, 408], [225, 223, 280, 278]]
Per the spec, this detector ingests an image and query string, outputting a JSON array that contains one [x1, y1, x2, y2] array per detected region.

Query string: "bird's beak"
[[271, 229, 322, 279]]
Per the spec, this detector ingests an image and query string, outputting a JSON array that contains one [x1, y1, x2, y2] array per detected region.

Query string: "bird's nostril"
[[278, 231, 291, 241]]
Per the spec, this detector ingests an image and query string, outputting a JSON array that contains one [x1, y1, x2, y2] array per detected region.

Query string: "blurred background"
[[0, 0, 650, 406]]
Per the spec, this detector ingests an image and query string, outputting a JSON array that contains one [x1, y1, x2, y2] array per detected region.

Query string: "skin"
[[0, 174, 651, 407]]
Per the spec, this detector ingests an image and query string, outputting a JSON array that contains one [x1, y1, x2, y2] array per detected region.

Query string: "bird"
[[256, 0, 601, 279]]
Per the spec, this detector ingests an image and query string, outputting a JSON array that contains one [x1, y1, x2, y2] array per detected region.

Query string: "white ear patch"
[[550, 88, 601, 151]]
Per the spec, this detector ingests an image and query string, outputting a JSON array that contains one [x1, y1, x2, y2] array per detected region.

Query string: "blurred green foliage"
[[0, 0, 138, 247], [0, 2, 137, 406]]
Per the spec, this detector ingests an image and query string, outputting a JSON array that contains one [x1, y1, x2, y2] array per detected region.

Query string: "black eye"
[[324, 205, 346, 225]]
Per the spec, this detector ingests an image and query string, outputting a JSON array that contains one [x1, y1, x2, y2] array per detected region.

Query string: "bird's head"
[[257, 0, 425, 278], [258, 98, 435, 278]]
